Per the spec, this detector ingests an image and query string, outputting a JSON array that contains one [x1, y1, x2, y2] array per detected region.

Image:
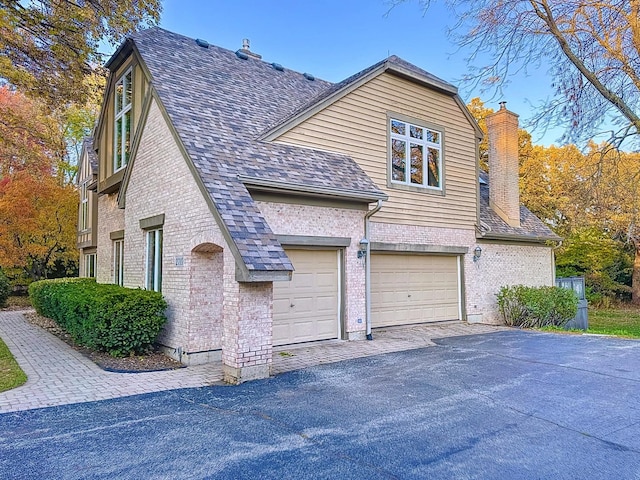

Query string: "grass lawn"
[[587, 307, 640, 338], [0, 336, 27, 392]]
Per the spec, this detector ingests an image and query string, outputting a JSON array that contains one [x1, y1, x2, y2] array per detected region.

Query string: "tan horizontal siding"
[[276, 73, 477, 229]]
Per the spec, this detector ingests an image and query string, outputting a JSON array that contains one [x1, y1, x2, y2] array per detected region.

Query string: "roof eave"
[[238, 174, 388, 203], [261, 58, 483, 142], [385, 63, 458, 96], [477, 230, 562, 244], [235, 267, 293, 283], [104, 37, 135, 70]]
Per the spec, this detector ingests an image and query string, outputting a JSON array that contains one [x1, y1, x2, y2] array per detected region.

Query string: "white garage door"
[[273, 249, 339, 346], [372, 254, 460, 328]]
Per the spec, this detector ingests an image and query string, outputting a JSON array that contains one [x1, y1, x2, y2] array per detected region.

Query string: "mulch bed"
[[22, 310, 184, 373]]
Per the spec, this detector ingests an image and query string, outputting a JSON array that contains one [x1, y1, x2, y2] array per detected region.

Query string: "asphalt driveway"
[[2, 330, 640, 479]]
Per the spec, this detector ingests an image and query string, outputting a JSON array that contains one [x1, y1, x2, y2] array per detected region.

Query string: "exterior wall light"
[[473, 246, 482, 262], [358, 238, 369, 259]]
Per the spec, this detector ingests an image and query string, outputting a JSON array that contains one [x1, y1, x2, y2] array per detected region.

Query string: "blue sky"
[[156, 0, 563, 146]]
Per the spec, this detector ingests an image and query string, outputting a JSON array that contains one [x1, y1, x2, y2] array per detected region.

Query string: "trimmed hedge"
[[497, 285, 578, 328], [0, 269, 9, 308], [28, 278, 167, 357]]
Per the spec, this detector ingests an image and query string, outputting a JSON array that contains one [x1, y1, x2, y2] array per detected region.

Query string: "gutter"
[[364, 199, 383, 340]]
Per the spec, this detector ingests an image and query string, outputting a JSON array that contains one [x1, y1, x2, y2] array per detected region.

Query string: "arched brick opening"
[[188, 242, 224, 353]]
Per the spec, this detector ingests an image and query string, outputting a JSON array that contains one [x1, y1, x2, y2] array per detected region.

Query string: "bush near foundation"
[[497, 285, 578, 328], [0, 269, 9, 308], [28, 278, 167, 356]]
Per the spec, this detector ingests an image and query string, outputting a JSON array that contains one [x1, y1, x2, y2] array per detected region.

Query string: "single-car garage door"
[[273, 249, 340, 346], [371, 254, 460, 328]]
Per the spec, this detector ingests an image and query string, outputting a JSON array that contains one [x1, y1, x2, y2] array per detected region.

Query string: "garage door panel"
[[372, 254, 459, 328], [273, 249, 339, 346]]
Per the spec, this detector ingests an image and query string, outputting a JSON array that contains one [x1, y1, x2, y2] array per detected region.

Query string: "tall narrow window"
[[113, 239, 124, 286], [145, 229, 162, 292], [80, 181, 89, 231], [84, 254, 96, 278], [114, 68, 132, 172]]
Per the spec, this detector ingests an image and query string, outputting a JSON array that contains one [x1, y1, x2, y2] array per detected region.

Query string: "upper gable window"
[[114, 68, 132, 173], [390, 118, 442, 190], [80, 180, 89, 231]]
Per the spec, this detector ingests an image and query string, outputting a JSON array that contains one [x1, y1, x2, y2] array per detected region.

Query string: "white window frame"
[[389, 118, 443, 190], [145, 228, 162, 292], [113, 67, 132, 173], [84, 253, 96, 278], [80, 181, 89, 231], [113, 239, 124, 286]]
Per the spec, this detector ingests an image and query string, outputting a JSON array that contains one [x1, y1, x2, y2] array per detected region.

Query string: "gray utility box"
[[555, 276, 588, 330]]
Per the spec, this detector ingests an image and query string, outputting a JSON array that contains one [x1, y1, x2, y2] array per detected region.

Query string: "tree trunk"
[[633, 246, 640, 305]]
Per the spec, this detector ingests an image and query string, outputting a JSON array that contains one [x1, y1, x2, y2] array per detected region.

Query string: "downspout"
[[364, 199, 383, 340]]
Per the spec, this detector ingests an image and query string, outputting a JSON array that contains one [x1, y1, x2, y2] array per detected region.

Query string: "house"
[[77, 27, 560, 383]]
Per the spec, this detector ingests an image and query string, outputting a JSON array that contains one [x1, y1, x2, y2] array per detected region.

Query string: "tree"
[[0, 171, 78, 284], [556, 227, 632, 303], [0, 0, 161, 107], [58, 73, 105, 183], [0, 86, 64, 177], [468, 97, 640, 301], [412, 1, 640, 147]]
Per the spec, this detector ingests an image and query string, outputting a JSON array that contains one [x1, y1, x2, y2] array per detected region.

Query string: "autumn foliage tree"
[[0, 87, 79, 285], [468, 97, 638, 303], [0, 0, 161, 107], [0, 172, 78, 284], [0, 86, 64, 176]]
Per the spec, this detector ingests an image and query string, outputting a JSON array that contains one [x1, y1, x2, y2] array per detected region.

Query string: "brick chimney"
[[486, 102, 520, 228]]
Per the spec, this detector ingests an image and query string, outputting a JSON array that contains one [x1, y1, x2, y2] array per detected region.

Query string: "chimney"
[[486, 101, 520, 228], [237, 38, 262, 59]]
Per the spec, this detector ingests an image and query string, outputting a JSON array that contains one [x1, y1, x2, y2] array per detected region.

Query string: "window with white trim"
[[80, 181, 89, 231], [145, 228, 162, 292], [390, 118, 442, 189], [84, 253, 96, 278], [113, 239, 124, 286], [114, 68, 132, 172]]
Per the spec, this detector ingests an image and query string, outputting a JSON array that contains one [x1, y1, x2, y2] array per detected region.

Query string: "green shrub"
[[0, 269, 9, 308], [497, 285, 578, 328], [29, 278, 167, 356]]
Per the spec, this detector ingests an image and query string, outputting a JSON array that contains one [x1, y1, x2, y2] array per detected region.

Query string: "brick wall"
[[222, 282, 272, 383], [95, 193, 124, 284], [124, 99, 231, 360], [466, 243, 555, 323], [371, 220, 554, 324], [256, 201, 366, 336]]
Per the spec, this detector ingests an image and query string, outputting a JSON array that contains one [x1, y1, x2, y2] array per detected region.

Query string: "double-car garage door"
[[272, 249, 461, 346], [372, 254, 460, 328]]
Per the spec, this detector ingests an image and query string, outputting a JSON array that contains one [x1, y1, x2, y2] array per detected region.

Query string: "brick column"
[[222, 281, 273, 384]]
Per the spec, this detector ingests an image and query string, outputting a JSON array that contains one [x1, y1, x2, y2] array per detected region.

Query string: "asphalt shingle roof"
[[116, 27, 557, 276], [130, 28, 385, 274], [478, 171, 561, 242]]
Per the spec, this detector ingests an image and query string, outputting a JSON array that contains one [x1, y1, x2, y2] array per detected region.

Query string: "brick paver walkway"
[[0, 310, 504, 413], [0, 311, 224, 413]]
